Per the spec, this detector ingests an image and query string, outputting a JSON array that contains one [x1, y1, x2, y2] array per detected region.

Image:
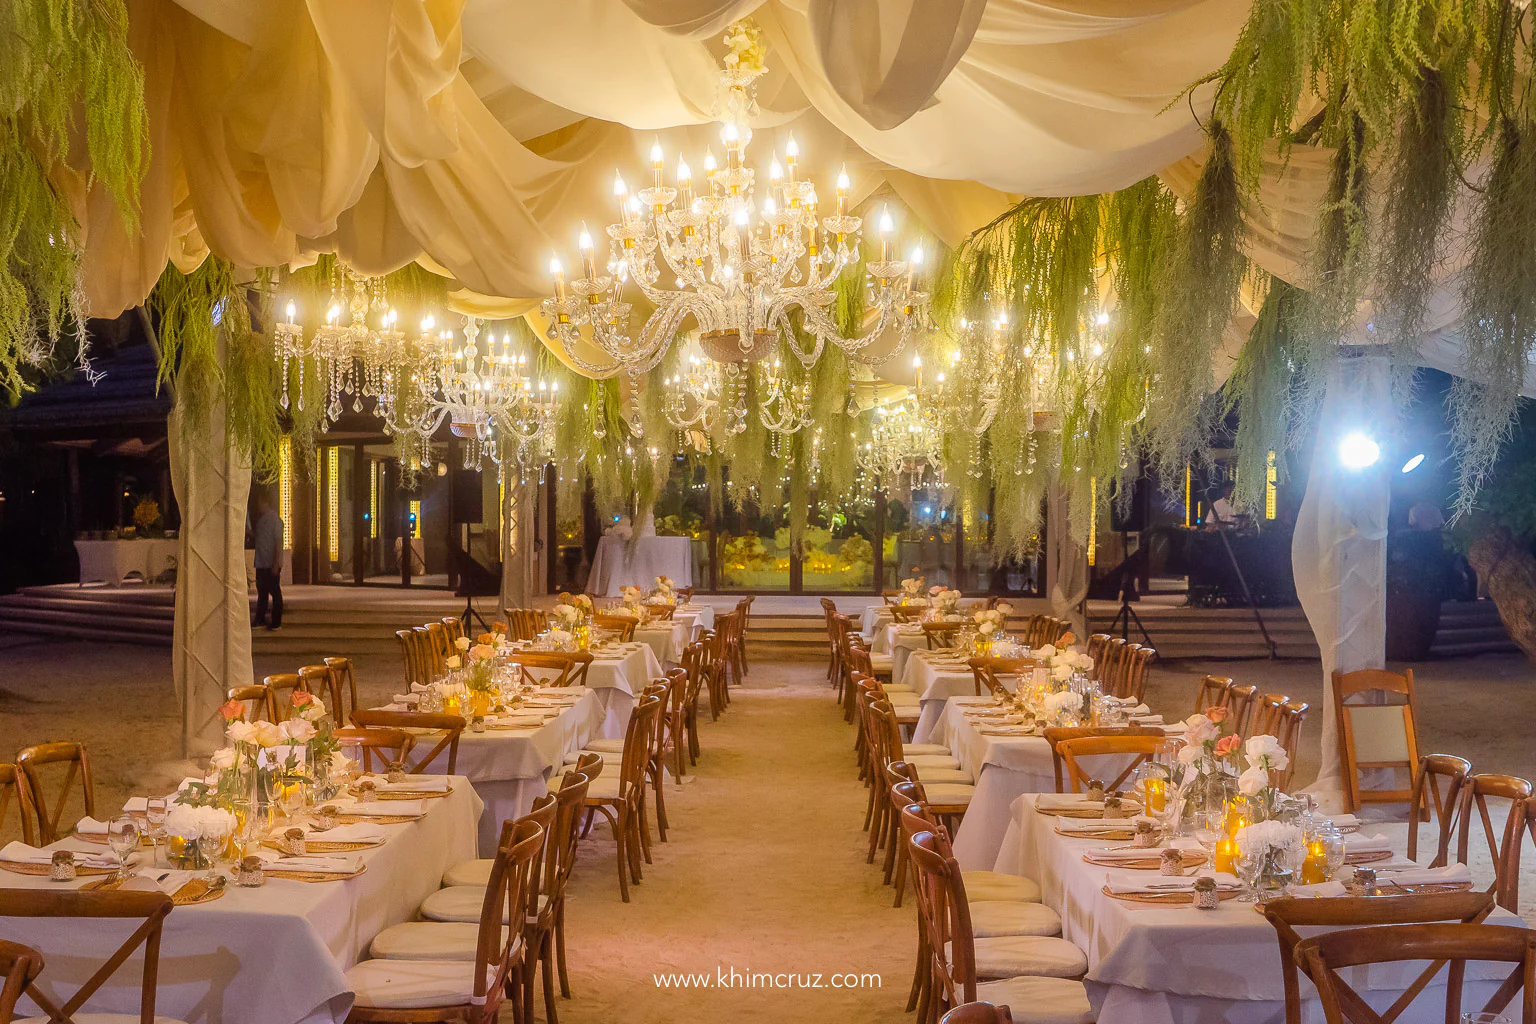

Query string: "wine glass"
[[108, 816, 141, 881], [1461, 1014, 1511, 1024], [144, 797, 169, 866], [1315, 825, 1346, 880], [278, 779, 308, 826], [195, 830, 227, 881]]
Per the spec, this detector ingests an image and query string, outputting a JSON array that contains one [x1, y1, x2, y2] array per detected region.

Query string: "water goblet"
[[108, 815, 141, 881], [144, 797, 169, 866], [195, 831, 226, 881], [1462, 1014, 1511, 1024]]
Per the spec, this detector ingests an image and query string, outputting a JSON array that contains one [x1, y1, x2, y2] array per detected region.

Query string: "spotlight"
[[1338, 433, 1381, 470], [1400, 453, 1426, 474]]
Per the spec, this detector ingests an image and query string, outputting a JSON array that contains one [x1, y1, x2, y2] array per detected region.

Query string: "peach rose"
[[291, 691, 315, 708], [1057, 632, 1077, 647], [1205, 705, 1229, 724], [469, 644, 495, 662], [218, 699, 244, 723], [1213, 733, 1242, 758]]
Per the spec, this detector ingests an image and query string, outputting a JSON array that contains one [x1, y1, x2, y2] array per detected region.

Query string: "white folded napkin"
[[0, 841, 119, 868], [1105, 872, 1240, 894], [1290, 880, 1349, 899], [1129, 715, 1165, 726], [410, 682, 433, 693], [390, 694, 420, 706], [267, 854, 364, 874], [493, 715, 544, 729], [1327, 813, 1361, 828], [121, 870, 193, 895], [1054, 818, 1141, 834], [1374, 864, 1473, 886], [1344, 834, 1393, 855], [1036, 794, 1104, 811], [346, 799, 425, 817], [303, 822, 387, 844], [122, 796, 148, 813], [1088, 847, 1172, 863], [75, 816, 110, 835], [359, 775, 449, 793], [1128, 703, 1152, 716]]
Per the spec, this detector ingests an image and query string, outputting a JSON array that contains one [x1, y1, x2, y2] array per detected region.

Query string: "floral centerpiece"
[[1041, 689, 1086, 726], [899, 576, 926, 604], [453, 636, 501, 713], [1234, 818, 1307, 897], [132, 497, 163, 536], [1035, 643, 1094, 684], [546, 628, 575, 650], [1236, 734, 1292, 821], [928, 587, 963, 619], [620, 585, 642, 610], [163, 804, 236, 869], [647, 575, 677, 606], [550, 602, 584, 631], [972, 603, 1012, 639]]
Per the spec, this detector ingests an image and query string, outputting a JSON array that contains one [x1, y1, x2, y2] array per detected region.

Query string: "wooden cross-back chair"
[[0, 764, 38, 847], [1502, 797, 1536, 913], [1040, 726, 1163, 794], [424, 621, 452, 673], [580, 695, 661, 903], [647, 604, 677, 621], [821, 598, 842, 688], [1096, 637, 1128, 693], [440, 616, 466, 645], [923, 621, 963, 650], [592, 614, 637, 641], [323, 656, 358, 723], [0, 889, 174, 1024], [1260, 890, 1499, 1024], [524, 767, 596, 1023], [1251, 692, 1290, 737], [1054, 735, 1166, 795], [297, 665, 330, 709], [16, 742, 94, 845], [968, 657, 1030, 698], [515, 651, 593, 689], [349, 710, 465, 775], [0, 938, 43, 1023], [1194, 674, 1233, 715], [678, 637, 710, 767], [1273, 700, 1310, 791], [707, 613, 738, 714], [891, 605, 926, 624], [225, 683, 273, 723], [396, 628, 426, 687], [502, 607, 547, 642], [1333, 667, 1421, 812], [1084, 634, 1111, 676], [1407, 753, 1473, 867], [263, 672, 307, 722], [1298, 922, 1536, 1024], [1457, 773, 1533, 912], [332, 726, 417, 774], [1227, 683, 1260, 738], [1115, 644, 1155, 703]]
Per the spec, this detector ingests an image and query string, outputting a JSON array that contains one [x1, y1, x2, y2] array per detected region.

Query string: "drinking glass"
[[195, 831, 226, 880], [108, 816, 141, 880], [1462, 1015, 1511, 1024], [144, 797, 169, 866], [1315, 825, 1345, 880]]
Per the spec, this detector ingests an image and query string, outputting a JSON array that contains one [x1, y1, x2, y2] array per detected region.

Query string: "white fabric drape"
[[499, 480, 537, 614], [1045, 482, 1088, 639], [168, 349, 255, 758], [1292, 352, 1393, 810]]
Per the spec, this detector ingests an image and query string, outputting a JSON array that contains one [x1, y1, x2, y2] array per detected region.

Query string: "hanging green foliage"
[[1223, 276, 1308, 513]]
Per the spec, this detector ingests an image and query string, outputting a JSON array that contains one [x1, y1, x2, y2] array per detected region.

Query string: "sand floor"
[[3, 637, 1536, 1021]]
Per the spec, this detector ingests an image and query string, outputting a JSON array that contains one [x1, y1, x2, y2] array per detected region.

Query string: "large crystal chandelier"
[[857, 396, 944, 481], [540, 20, 928, 381], [272, 264, 407, 421]]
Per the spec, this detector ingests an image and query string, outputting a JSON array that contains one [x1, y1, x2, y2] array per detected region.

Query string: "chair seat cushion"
[[547, 771, 620, 799], [584, 737, 624, 753], [962, 870, 1041, 903], [868, 653, 894, 671], [975, 977, 1094, 1024], [883, 692, 921, 706], [18, 1017, 189, 1024], [903, 753, 961, 770], [903, 743, 954, 756], [921, 783, 976, 807], [419, 886, 549, 924], [370, 921, 511, 961], [883, 683, 917, 693], [346, 959, 494, 1009], [912, 765, 973, 785], [957, 935, 1088, 979], [442, 857, 493, 888], [969, 900, 1062, 938]]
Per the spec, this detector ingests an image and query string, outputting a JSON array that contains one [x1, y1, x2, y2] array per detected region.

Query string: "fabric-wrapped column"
[[499, 478, 538, 614]]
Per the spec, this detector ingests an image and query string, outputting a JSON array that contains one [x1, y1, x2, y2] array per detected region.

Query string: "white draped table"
[[585, 536, 694, 597], [991, 794, 1526, 1023], [672, 602, 714, 633], [907, 654, 987, 743], [74, 537, 179, 585], [633, 621, 689, 665], [1, 781, 483, 1024], [518, 642, 663, 739]]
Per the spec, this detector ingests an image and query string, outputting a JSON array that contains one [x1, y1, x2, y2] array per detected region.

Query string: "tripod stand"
[[1107, 528, 1154, 646]]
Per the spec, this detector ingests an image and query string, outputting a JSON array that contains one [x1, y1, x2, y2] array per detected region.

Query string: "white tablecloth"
[[860, 603, 894, 636], [413, 689, 603, 855], [673, 602, 714, 633], [908, 655, 990, 742], [2, 781, 483, 1024], [991, 794, 1525, 1023], [521, 643, 663, 739], [74, 538, 179, 584], [586, 536, 694, 597], [634, 621, 689, 665]]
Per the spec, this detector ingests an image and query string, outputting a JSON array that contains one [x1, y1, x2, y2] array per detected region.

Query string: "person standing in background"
[[252, 490, 284, 631]]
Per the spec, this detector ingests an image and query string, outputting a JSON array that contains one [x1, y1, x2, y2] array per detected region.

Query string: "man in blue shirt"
[[251, 490, 284, 631]]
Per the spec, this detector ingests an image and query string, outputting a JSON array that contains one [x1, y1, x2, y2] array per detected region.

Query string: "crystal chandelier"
[[423, 317, 560, 469], [540, 22, 929, 382], [272, 264, 404, 422], [857, 396, 944, 481]]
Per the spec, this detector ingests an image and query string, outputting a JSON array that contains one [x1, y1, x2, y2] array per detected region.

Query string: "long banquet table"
[[517, 641, 663, 738], [1, 780, 482, 1024], [992, 793, 1525, 1023]]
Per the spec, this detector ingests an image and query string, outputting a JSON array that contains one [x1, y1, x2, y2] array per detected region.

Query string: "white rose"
[[995, 602, 1013, 616], [1050, 663, 1073, 682], [209, 747, 236, 771], [226, 721, 256, 745], [300, 698, 326, 722], [1237, 764, 1269, 797], [455, 636, 471, 651], [1183, 714, 1218, 746], [328, 751, 355, 776], [1035, 644, 1057, 659], [281, 718, 317, 743], [445, 655, 463, 670], [251, 721, 284, 748], [1176, 743, 1201, 767], [1245, 734, 1289, 770]]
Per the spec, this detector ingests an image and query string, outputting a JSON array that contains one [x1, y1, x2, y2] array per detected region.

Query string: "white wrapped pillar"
[[499, 478, 537, 613], [1046, 481, 1089, 638], [1292, 350, 1392, 810], [168, 356, 254, 758]]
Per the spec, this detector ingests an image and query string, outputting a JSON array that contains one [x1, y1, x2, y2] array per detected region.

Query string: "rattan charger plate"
[[80, 874, 227, 905], [1082, 849, 1208, 870], [262, 839, 381, 855], [0, 860, 115, 877], [264, 863, 368, 883], [1055, 825, 1136, 841], [1038, 804, 1142, 819], [336, 812, 421, 825], [1102, 884, 1240, 905], [1343, 849, 1394, 865]]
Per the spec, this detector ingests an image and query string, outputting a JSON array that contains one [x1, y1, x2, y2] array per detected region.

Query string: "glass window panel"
[[803, 490, 877, 592], [717, 477, 790, 592], [888, 488, 958, 590]]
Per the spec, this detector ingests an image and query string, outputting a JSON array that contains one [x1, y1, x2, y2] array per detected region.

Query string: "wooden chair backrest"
[[332, 726, 417, 774], [1228, 683, 1260, 738], [1457, 773, 1533, 911], [1117, 644, 1155, 703], [396, 629, 425, 687], [1407, 753, 1473, 867], [1260, 890, 1498, 1024], [1097, 636, 1128, 691], [225, 684, 273, 723], [297, 665, 331, 710], [323, 657, 358, 723], [941, 1002, 1014, 1024], [1252, 692, 1290, 737], [649, 604, 677, 621], [501, 608, 546, 642], [592, 614, 637, 641], [617, 696, 663, 797], [440, 616, 465, 645], [512, 796, 558, 924], [472, 818, 543, 1019], [263, 673, 307, 722], [0, 938, 43, 1023], [1041, 726, 1163, 794], [922, 621, 962, 649], [908, 828, 981, 1012], [515, 651, 593, 688], [680, 638, 710, 707], [1297, 923, 1535, 1024], [677, 586, 695, 603], [0, 889, 174, 1024], [425, 621, 451, 670], [1505, 798, 1536, 913], [890, 605, 925, 624], [348, 710, 465, 775], [1085, 634, 1110, 674], [1056, 735, 1165, 794], [1274, 701, 1310, 792], [0, 764, 38, 847], [16, 743, 94, 845], [968, 657, 1031, 697], [1194, 674, 1233, 716], [546, 769, 594, 904], [1333, 668, 1420, 811]]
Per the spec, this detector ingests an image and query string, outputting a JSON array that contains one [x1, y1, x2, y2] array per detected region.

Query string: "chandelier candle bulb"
[[878, 207, 893, 262], [836, 166, 849, 217], [785, 136, 798, 182], [650, 140, 664, 189]]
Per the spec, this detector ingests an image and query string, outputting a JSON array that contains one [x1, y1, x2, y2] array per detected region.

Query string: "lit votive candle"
[[1300, 839, 1328, 885], [1213, 838, 1238, 875], [1143, 777, 1167, 814]]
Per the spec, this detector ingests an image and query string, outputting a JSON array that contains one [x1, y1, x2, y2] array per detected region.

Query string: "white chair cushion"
[[370, 921, 511, 961], [346, 959, 494, 1009], [547, 771, 620, 798], [969, 900, 1062, 938], [17, 1017, 189, 1024], [921, 783, 975, 806], [884, 693, 921, 706], [584, 737, 624, 753], [912, 766, 973, 785], [420, 885, 504, 923], [442, 858, 493, 888], [903, 743, 955, 756], [962, 870, 1041, 903], [903, 753, 961, 770], [882, 683, 917, 693], [958, 935, 1087, 979], [868, 653, 895, 671], [975, 976, 1094, 1024]]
